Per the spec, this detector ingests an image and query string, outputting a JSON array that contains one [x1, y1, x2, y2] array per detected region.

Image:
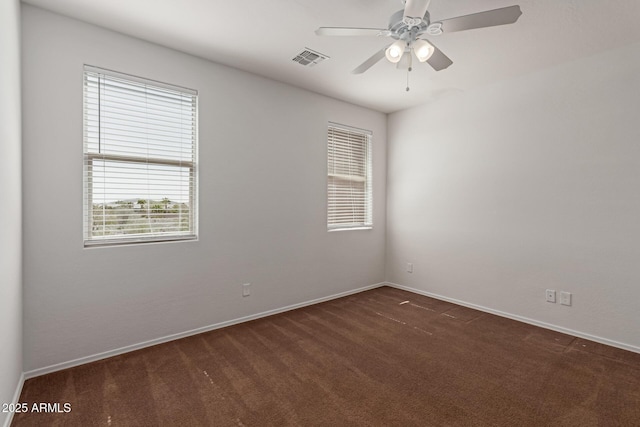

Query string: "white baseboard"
[[26, 280, 636, 381], [2, 372, 25, 427], [25, 282, 386, 379], [385, 282, 640, 355]]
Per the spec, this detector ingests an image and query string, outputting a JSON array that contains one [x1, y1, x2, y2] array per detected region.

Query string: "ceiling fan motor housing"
[[389, 9, 430, 40]]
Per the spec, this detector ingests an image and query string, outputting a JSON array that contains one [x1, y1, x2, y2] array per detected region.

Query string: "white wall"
[[21, 5, 386, 373], [387, 41, 640, 351], [0, 0, 23, 424]]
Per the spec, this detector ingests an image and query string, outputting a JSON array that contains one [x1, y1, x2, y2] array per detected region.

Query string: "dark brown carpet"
[[12, 286, 640, 426]]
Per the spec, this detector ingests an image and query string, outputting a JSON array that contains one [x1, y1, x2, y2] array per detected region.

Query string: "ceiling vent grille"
[[292, 48, 329, 67]]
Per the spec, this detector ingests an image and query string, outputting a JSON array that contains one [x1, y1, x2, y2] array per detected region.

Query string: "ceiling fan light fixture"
[[413, 39, 434, 62], [385, 40, 406, 63]]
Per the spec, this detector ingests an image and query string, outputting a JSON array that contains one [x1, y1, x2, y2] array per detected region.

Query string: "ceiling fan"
[[316, 0, 522, 75]]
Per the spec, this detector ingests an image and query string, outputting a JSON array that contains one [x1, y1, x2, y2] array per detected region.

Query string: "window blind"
[[83, 66, 198, 246], [327, 123, 372, 230]]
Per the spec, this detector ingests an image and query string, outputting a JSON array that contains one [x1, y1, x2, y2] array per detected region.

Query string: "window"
[[83, 66, 198, 246], [327, 123, 372, 230]]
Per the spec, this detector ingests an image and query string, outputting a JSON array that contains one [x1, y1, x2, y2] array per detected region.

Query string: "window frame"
[[83, 65, 198, 247], [327, 122, 373, 232]]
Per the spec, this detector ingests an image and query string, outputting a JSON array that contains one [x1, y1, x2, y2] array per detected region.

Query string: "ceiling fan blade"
[[352, 45, 391, 74], [316, 27, 391, 37], [403, 0, 431, 20], [423, 41, 453, 71], [436, 5, 522, 34], [396, 52, 412, 70]]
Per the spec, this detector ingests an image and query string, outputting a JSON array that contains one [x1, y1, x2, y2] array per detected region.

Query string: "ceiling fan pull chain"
[[406, 67, 410, 92], [405, 50, 413, 92]]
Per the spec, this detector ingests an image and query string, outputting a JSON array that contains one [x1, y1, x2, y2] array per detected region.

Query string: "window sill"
[[84, 234, 197, 248], [328, 226, 373, 232]]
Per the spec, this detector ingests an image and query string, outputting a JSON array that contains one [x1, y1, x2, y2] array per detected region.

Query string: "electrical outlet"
[[406, 262, 413, 273], [560, 291, 572, 306], [545, 289, 556, 303], [242, 283, 251, 297]]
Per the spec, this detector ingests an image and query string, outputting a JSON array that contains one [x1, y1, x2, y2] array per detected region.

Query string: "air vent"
[[292, 48, 329, 67]]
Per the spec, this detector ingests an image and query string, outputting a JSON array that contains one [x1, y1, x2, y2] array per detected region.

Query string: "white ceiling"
[[22, 0, 640, 113]]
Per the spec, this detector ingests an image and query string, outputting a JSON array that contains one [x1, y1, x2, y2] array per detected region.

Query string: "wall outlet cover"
[[545, 289, 556, 303]]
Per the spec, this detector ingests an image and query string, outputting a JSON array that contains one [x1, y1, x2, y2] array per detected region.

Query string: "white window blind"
[[83, 66, 198, 246], [327, 123, 372, 230]]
